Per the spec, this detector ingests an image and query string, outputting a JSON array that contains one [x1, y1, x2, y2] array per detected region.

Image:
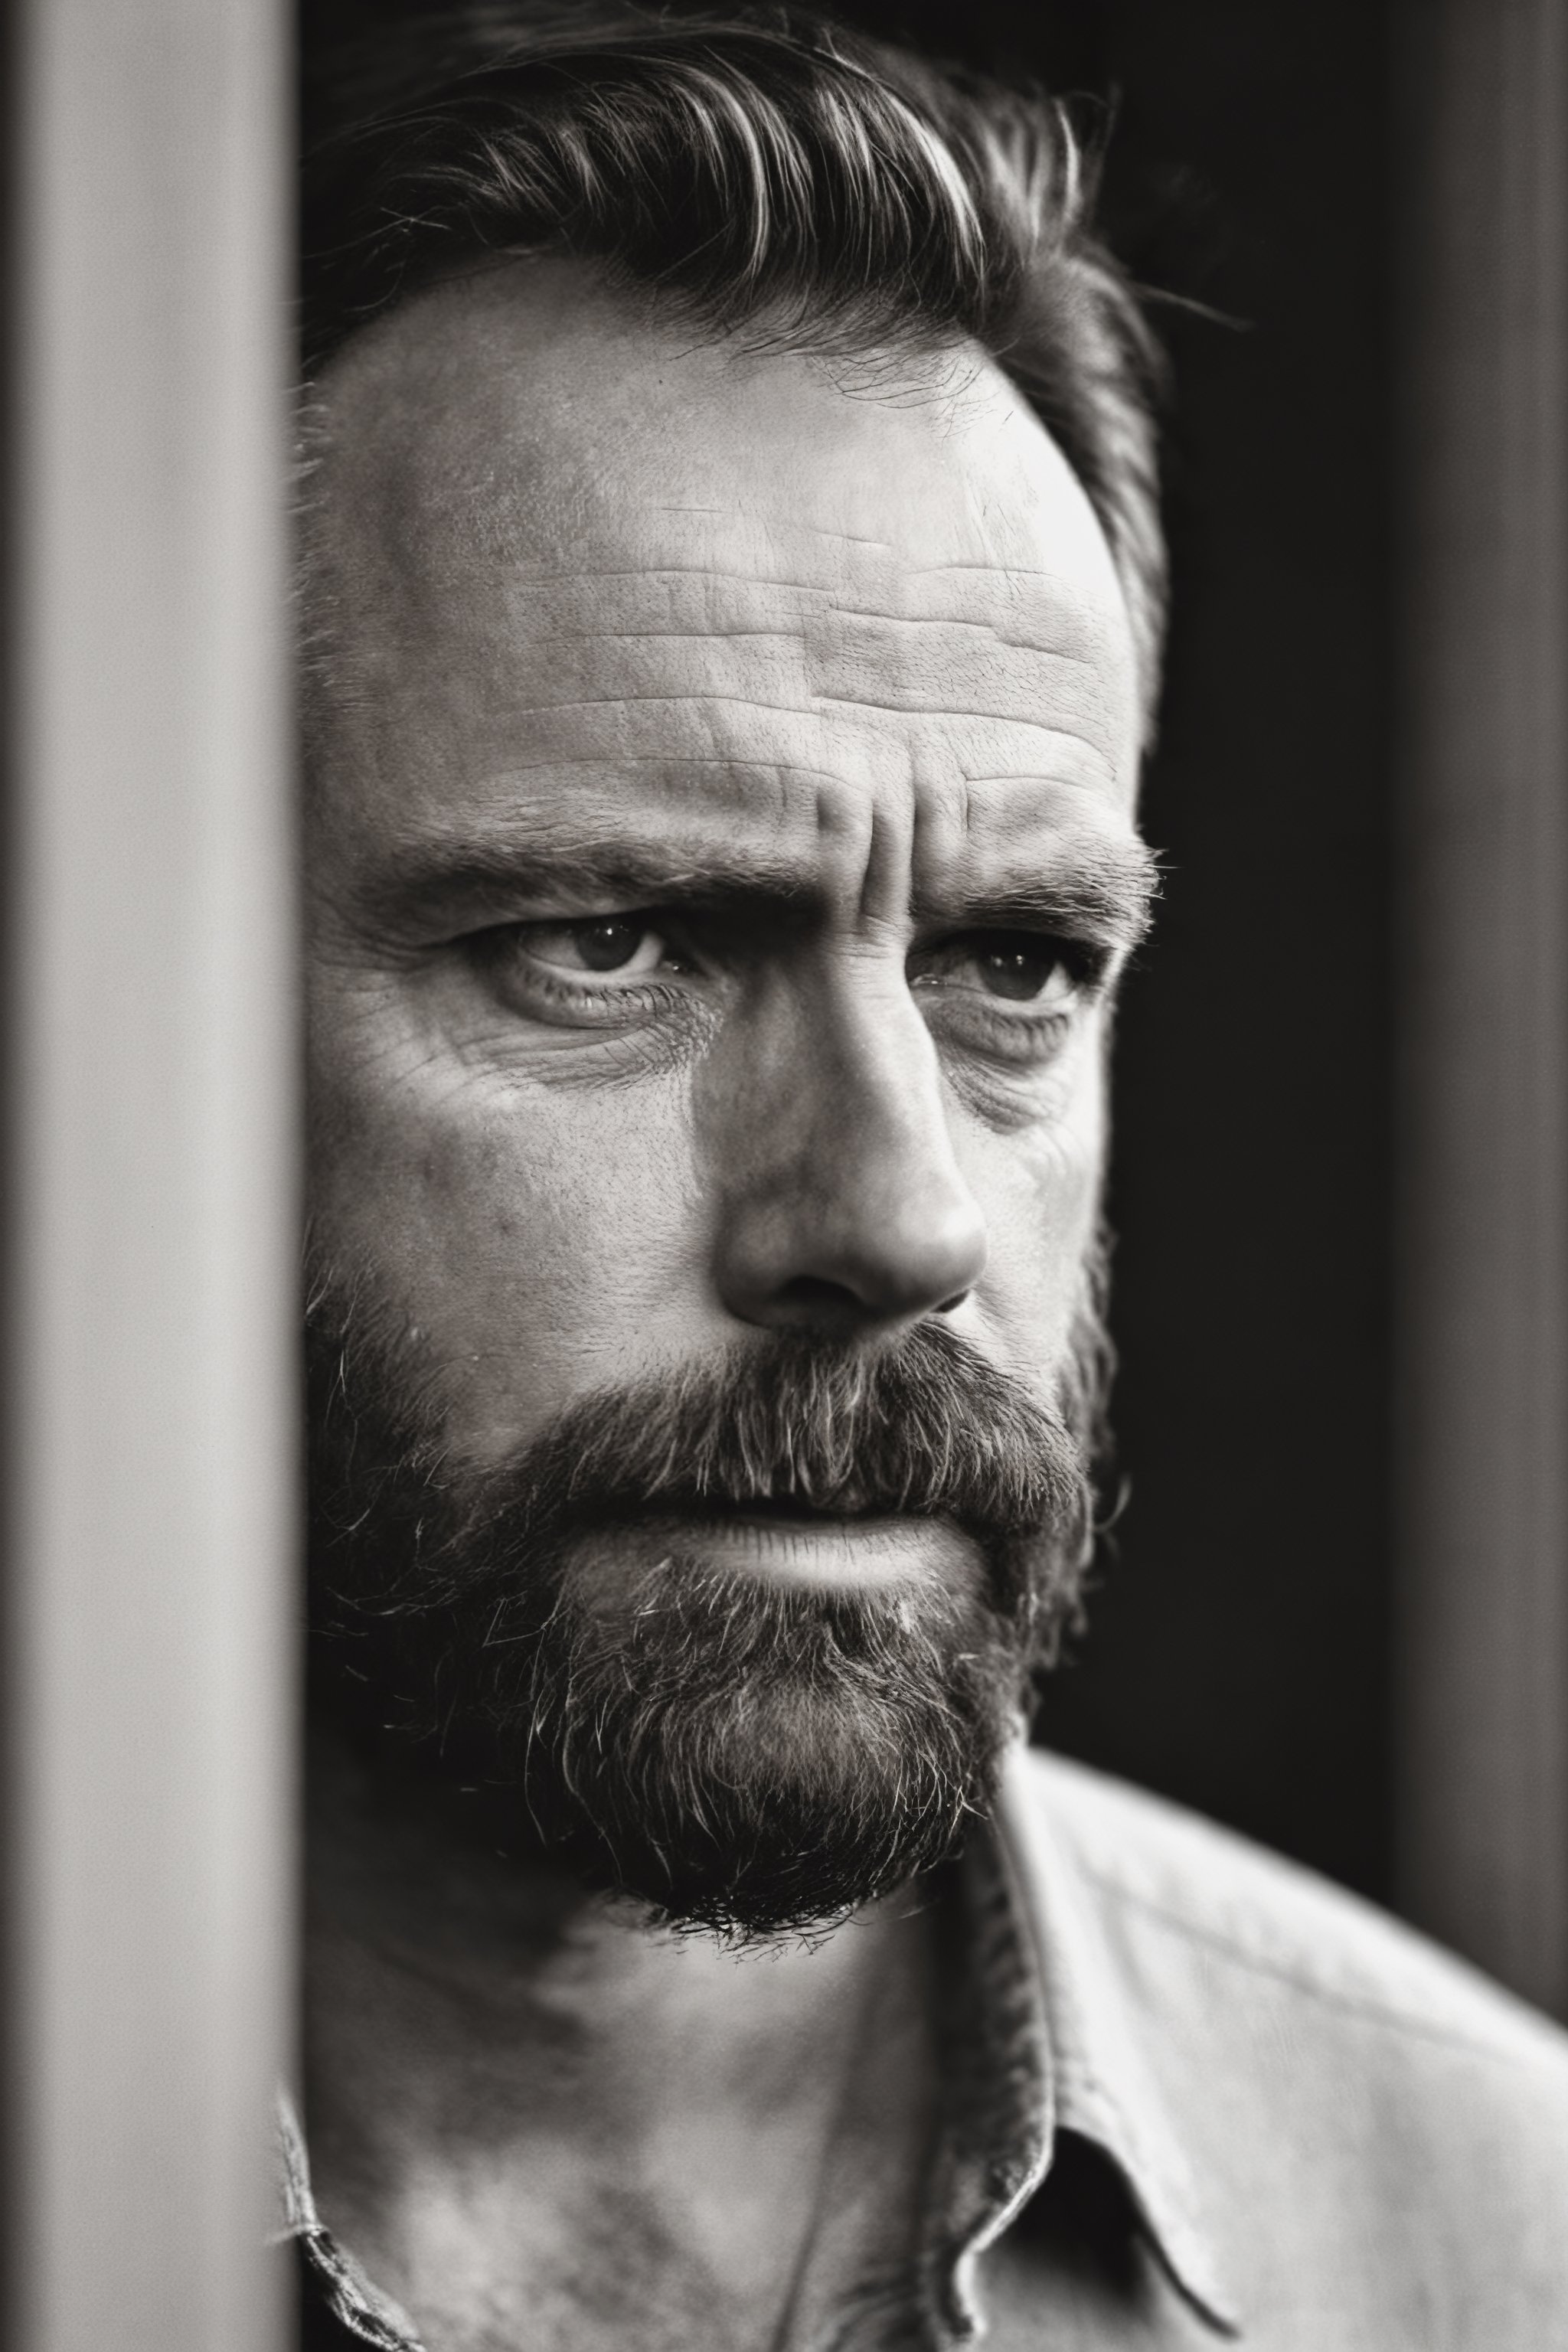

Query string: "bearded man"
[[292, 10, 1568, 2348]]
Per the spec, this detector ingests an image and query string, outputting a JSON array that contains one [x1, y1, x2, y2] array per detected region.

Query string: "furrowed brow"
[[354, 834, 816, 933]]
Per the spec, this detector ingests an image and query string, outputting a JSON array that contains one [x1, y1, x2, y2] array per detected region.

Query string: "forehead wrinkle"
[[329, 469, 1131, 678], [506, 617, 1098, 663], [489, 551, 1120, 652], [479, 553, 1134, 787], [310, 273, 1142, 730], [475, 608, 1118, 746], [316, 426, 1141, 841], [364, 639, 1122, 801], [364, 681, 1109, 814], [344, 645, 1122, 794], [503, 691, 1114, 756]]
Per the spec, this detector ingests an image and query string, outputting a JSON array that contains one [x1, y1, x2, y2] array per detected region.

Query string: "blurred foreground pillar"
[[1396, 0, 1568, 2014], [5, 1, 296, 2346]]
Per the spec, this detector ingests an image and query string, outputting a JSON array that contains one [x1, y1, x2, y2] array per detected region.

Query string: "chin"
[[420, 1544, 1035, 1942]]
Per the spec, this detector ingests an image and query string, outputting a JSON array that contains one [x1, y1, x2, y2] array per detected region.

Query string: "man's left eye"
[[967, 939, 1078, 1004], [519, 916, 671, 978], [920, 933, 1083, 1008]]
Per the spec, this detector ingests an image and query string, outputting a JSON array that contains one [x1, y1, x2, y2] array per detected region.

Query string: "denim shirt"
[[283, 1747, 1568, 2349]]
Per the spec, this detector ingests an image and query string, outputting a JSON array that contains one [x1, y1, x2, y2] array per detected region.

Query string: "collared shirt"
[[283, 1746, 1568, 2347]]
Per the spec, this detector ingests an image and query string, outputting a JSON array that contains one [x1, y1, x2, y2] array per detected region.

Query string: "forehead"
[[304, 264, 1143, 887]]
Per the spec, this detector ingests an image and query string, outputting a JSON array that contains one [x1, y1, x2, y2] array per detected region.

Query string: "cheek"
[[960, 1054, 1106, 1382], [309, 1004, 708, 1452]]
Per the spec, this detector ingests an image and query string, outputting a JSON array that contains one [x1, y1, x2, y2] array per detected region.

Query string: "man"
[[292, 9, 1568, 2347]]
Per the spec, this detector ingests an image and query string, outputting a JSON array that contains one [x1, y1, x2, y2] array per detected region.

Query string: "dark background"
[[302, 1, 1399, 1906]]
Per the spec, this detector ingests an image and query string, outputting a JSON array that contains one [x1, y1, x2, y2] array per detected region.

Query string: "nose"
[[710, 975, 988, 1334]]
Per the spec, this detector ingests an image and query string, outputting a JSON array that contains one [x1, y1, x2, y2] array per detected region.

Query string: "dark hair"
[[302, 4, 1165, 723]]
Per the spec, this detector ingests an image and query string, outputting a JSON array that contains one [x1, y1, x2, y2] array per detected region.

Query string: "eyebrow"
[[359, 838, 815, 932], [940, 835, 1160, 950], [358, 827, 1160, 954]]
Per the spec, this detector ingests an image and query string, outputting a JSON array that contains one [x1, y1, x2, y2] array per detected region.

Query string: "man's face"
[[303, 263, 1150, 1931]]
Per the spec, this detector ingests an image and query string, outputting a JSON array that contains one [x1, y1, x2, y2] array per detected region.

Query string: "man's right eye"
[[465, 913, 708, 1034], [516, 916, 673, 978]]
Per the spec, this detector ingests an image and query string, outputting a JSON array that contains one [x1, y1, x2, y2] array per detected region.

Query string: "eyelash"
[[474, 948, 701, 1042], [515, 965, 688, 1014]]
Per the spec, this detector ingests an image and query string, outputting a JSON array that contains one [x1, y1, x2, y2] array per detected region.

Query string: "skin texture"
[[302, 260, 1147, 2351]]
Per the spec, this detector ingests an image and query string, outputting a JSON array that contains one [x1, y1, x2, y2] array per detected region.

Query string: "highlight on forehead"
[[295, 272, 1141, 809], [298, 261, 1080, 554], [299, 5, 1167, 730]]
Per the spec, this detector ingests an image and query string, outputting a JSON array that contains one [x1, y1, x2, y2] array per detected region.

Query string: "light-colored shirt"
[[285, 1746, 1568, 2347]]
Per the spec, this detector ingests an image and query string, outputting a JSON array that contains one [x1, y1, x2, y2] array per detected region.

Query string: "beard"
[[306, 1253, 1110, 1941]]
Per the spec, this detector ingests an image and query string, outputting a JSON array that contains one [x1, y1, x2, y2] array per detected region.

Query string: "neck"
[[303, 1719, 941, 2352]]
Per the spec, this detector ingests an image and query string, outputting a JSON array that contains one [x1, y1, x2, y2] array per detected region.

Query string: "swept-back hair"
[[302, 3, 1166, 725]]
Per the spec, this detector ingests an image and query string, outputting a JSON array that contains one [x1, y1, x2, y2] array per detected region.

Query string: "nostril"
[[935, 1289, 971, 1315], [777, 1274, 864, 1313]]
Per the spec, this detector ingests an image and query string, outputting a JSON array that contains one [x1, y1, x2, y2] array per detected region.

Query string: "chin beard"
[[305, 1259, 1109, 1942]]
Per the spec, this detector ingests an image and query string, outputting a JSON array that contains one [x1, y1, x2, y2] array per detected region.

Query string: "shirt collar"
[[992, 1744, 1243, 2336], [277, 2094, 426, 2349]]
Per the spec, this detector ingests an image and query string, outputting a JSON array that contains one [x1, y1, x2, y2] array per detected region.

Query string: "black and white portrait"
[[3, 5, 1565, 2348]]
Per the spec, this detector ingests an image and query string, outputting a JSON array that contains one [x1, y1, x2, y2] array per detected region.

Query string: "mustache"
[[308, 1308, 1091, 1586], [304, 1256, 1109, 1935], [492, 1325, 1080, 1534]]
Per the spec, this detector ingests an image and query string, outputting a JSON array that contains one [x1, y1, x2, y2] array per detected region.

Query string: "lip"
[[584, 1508, 982, 1589]]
